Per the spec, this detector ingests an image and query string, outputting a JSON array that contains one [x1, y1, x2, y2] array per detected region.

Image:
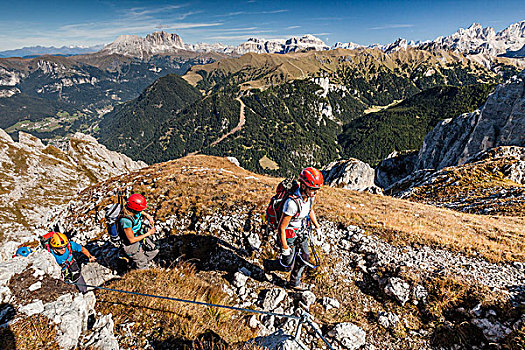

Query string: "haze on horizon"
[[0, 0, 524, 51]]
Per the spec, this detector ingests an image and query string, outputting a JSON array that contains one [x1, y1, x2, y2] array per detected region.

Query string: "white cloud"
[[369, 24, 414, 30], [123, 4, 188, 18], [215, 9, 288, 17]]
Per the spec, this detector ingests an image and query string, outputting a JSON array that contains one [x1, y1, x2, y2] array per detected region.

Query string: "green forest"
[[96, 56, 507, 176], [339, 84, 496, 165]]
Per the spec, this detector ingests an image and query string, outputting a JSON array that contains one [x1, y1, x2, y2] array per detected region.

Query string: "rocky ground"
[[0, 130, 146, 260], [1, 157, 522, 350]]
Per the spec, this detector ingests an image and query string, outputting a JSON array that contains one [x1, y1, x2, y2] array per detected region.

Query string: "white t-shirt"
[[282, 188, 313, 229]]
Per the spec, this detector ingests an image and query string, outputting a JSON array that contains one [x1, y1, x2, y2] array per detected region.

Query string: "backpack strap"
[[117, 213, 139, 245], [288, 194, 302, 220], [59, 243, 74, 270]]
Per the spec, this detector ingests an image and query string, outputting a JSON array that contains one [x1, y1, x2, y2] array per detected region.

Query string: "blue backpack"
[[104, 193, 127, 245], [13, 246, 32, 257]]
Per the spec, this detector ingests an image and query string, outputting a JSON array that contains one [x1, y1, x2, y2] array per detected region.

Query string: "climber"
[[117, 193, 158, 269], [276, 167, 323, 291], [47, 232, 96, 293]]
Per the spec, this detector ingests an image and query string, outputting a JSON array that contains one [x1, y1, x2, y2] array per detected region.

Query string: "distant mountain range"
[[0, 45, 104, 58], [2, 20, 523, 59], [80, 20, 525, 58]]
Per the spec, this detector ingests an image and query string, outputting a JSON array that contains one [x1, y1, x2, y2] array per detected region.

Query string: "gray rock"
[[375, 150, 419, 189], [0, 286, 11, 304], [249, 329, 303, 350], [384, 277, 411, 306], [506, 160, 525, 184], [232, 272, 249, 288], [321, 297, 340, 310], [322, 159, 375, 191], [42, 292, 96, 350], [300, 291, 316, 308], [247, 231, 262, 250], [227, 157, 241, 167], [248, 315, 260, 329], [413, 284, 428, 305], [377, 311, 400, 329], [472, 318, 512, 342], [417, 72, 525, 171], [81, 263, 118, 287], [328, 322, 366, 350], [28, 281, 42, 291], [19, 300, 44, 316], [262, 288, 287, 311], [82, 314, 119, 350]]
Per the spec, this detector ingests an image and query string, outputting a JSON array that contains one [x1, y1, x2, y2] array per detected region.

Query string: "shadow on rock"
[[159, 234, 267, 282], [0, 303, 16, 350], [150, 330, 229, 350]]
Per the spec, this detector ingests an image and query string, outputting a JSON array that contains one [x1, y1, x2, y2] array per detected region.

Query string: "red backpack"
[[264, 178, 301, 233]]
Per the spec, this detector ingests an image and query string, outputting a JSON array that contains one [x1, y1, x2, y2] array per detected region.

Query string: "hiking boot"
[[286, 282, 311, 292], [263, 259, 275, 273]]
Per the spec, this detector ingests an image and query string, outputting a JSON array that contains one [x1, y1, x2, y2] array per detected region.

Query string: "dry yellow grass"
[[182, 48, 519, 91], [104, 155, 523, 263], [400, 155, 525, 216], [0, 314, 59, 350], [96, 262, 257, 348]]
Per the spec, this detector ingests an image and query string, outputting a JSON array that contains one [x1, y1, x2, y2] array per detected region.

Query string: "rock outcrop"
[[374, 150, 418, 189], [234, 35, 329, 55], [99, 31, 186, 58], [388, 146, 525, 215], [0, 250, 118, 349], [417, 70, 525, 171], [0, 130, 146, 259], [322, 158, 379, 192]]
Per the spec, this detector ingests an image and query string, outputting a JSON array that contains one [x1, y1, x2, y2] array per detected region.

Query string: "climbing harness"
[[279, 220, 321, 270], [67, 281, 335, 350]]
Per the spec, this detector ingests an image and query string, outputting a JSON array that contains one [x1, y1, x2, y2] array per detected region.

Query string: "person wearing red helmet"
[[278, 167, 323, 291], [118, 194, 158, 269]]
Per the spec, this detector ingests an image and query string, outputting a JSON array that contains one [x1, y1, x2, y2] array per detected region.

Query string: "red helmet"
[[127, 194, 147, 212], [298, 167, 323, 189]]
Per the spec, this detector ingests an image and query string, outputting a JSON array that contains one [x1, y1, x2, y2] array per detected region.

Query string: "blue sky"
[[0, 0, 524, 50]]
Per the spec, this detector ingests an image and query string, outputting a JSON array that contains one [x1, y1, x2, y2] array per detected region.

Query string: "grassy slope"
[[83, 155, 524, 263], [397, 153, 525, 216], [49, 155, 524, 348], [183, 48, 512, 91]]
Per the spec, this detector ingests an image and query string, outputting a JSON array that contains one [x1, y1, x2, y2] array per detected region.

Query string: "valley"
[[0, 17, 524, 350]]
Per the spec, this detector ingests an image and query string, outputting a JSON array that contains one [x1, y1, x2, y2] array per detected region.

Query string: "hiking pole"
[[305, 317, 336, 350], [292, 308, 310, 350]]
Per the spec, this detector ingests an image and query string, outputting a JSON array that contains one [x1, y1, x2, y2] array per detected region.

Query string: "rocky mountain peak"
[[417, 69, 525, 171], [332, 42, 363, 50], [112, 34, 142, 44], [426, 20, 525, 56], [100, 31, 186, 58], [234, 34, 329, 55], [0, 130, 146, 256], [145, 31, 185, 48]]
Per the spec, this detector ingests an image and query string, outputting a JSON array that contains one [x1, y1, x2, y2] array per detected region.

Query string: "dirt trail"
[[209, 97, 246, 147], [188, 97, 246, 156], [288, 60, 306, 78]]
